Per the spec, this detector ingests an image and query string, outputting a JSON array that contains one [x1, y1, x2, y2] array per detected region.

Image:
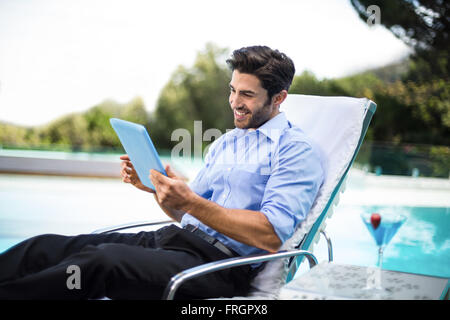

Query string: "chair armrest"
[[163, 249, 318, 300], [91, 219, 174, 234]]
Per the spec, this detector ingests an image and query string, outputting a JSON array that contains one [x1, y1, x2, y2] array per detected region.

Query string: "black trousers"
[[0, 224, 255, 300]]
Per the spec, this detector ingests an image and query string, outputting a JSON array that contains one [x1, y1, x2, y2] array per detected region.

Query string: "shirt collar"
[[257, 112, 290, 142]]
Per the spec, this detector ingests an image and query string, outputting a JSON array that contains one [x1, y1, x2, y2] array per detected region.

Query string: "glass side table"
[[279, 262, 449, 300]]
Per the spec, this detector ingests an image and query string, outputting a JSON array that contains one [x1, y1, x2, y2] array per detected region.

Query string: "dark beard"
[[240, 97, 273, 129]]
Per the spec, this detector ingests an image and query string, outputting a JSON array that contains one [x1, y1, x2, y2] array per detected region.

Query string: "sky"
[[0, 0, 411, 126]]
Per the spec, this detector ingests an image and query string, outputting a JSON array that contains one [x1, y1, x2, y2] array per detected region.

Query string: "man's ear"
[[273, 90, 288, 107]]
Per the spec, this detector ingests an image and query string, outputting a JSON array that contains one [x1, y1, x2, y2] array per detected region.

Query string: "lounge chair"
[[92, 94, 377, 299]]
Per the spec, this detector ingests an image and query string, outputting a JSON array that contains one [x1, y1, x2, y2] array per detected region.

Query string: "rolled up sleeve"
[[260, 141, 324, 244]]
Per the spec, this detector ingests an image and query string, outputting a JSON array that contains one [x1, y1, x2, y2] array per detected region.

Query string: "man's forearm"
[[185, 193, 281, 253], [149, 169, 281, 252]]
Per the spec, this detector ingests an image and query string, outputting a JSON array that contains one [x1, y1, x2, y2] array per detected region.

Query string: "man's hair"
[[226, 45, 295, 99]]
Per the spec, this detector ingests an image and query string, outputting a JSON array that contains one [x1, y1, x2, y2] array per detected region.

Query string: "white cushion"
[[248, 94, 369, 298]]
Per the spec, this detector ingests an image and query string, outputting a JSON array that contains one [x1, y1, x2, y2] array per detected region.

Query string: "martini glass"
[[360, 212, 407, 295]]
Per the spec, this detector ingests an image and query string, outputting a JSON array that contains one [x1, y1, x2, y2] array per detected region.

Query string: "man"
[[0, 46, 324, 299]]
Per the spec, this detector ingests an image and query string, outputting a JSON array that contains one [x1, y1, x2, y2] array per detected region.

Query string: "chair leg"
[[320, 230, 333, 262]]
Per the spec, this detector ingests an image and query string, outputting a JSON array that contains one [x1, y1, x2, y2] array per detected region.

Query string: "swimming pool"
[[0, 168, 449, 279], [311, 204, 449, 278]]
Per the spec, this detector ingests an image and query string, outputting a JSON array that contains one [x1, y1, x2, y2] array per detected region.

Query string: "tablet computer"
[[110, 118, 166, 190]]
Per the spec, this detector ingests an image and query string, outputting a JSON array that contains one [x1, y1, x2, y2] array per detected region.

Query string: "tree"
[[350, 0, 449, 80], [0, 122, 28, 147], [350, 0, 449, 177], [149, 43, 233, 151], [39, 114, 88, 150], [121, 97, 148, 125], [350, 0, 449, 52], [289, 71, 347, 96]]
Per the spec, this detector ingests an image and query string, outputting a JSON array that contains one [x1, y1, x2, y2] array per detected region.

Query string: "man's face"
[[229, 70, 279, 129]]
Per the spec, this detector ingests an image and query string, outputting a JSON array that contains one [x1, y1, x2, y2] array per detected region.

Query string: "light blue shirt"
[[181, 112, 324, 256]]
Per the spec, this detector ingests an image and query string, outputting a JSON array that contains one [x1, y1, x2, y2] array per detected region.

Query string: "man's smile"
[[234, 108, 250, 121]]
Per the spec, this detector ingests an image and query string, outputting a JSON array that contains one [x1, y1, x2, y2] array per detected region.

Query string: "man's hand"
[[150, 166, 197, 212], [120, 154, 186, 222], [120, 155, 155, 193]]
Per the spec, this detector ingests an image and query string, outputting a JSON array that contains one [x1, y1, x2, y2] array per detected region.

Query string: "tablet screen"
[[110, 118, 166, 190]]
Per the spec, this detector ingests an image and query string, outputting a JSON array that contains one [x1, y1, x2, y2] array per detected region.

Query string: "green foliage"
[[149, 43, 233, 150], [350, 0, 449, 53], [1, 38, 448, 176], [121, 97, 148, 125], [289, 64, 449, 146], [429, 146, 450, 177], [351, 0, 449, 81], [39, 113, 88, 150], [347, 0, 449, 176], [0, 97, 149, 152], [0, 123, 29, 146], [289, 71, 348, 96], [289, 63, 449, 177]]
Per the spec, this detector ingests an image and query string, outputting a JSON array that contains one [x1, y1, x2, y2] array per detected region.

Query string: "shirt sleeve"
[[260, 140, 324, 244]]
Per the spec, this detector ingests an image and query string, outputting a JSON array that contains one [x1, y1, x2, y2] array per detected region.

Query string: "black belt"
[[183, 224, 238, 258]]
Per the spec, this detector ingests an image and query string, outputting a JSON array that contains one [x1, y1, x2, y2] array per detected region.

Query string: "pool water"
[[0, 172, 449, 279], [311, 204, 449, 278]]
